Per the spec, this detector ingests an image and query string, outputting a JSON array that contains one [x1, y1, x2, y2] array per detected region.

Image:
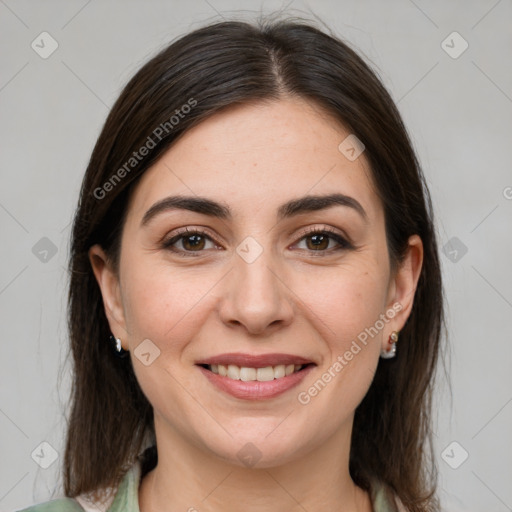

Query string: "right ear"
[[88, 244, 129, 350]]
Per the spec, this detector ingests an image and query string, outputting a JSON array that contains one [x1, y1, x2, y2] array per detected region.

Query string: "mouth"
[[195, 353, 316, 400], [197, 362, 314, 382]]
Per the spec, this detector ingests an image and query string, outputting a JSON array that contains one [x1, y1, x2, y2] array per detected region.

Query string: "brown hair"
[[64, 15, 446, 512]]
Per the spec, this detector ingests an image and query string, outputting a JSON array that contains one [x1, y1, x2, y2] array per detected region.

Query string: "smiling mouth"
[[198, 363, 314, 382]]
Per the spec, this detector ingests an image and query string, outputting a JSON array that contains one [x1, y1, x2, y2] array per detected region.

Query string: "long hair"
[[64, 16, 446, 512]]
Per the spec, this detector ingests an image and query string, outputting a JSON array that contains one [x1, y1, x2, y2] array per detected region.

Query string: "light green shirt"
[[18, 461, 404, 511]]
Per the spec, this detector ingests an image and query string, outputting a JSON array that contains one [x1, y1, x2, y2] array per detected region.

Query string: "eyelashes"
[[160, 225, 354, 257], [161, 227, 220, 255]]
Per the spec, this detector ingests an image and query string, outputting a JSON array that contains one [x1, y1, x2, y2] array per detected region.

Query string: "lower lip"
[[197, 364, 315, 400]]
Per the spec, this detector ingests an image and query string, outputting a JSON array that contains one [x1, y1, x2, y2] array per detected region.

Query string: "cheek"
[[292, 267, 386, 428], [120, 257, 221, 352], [120, 260, 218, 406], [293, 261, 388, 350]]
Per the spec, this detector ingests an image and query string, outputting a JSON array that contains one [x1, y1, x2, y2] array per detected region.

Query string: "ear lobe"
[[385, 234, 424, 333], [88, 244, 128, 342]]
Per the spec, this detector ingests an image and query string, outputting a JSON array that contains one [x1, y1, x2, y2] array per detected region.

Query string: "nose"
[[217, 243, 294, 336]]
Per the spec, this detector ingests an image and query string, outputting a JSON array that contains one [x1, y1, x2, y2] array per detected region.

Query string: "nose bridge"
[[219, 235, 293, 333]]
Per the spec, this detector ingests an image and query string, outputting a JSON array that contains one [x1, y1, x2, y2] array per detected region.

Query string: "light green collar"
[[100, 461, 401, 512], [105, 461, 141, 512]]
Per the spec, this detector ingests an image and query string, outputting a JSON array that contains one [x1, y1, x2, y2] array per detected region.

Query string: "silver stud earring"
[[109, 334, 129, 358], [380, 331, 399, 359]]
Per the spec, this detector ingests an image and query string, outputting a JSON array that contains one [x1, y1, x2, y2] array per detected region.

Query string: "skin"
[[90, 97, 423, 512]]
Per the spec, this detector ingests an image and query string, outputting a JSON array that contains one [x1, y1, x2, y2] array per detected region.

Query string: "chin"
[[199, 429, 311, 470]]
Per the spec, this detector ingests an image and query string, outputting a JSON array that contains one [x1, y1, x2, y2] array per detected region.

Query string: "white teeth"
[[240, 367, 257, 381], [227, 364, 240, 380], [273, 365, 285, 379], [208, 363, 305, 381], [256, 366, 275, 381], [285, 364, 295, 376]]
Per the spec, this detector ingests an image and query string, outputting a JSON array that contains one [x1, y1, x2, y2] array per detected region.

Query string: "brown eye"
[[162, 228, 218, 255], [305, 233, 331, 251], [294, 228, 353, 254], [181, 233, 206, 251]]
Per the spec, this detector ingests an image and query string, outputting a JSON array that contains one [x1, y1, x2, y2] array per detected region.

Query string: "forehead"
[[126, 98, 382, 225]]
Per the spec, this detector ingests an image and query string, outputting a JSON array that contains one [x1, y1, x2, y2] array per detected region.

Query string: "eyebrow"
[[141, 193, 368, 226]]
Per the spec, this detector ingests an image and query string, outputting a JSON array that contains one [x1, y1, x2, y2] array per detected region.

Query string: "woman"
[[20, 15, 445, 512]]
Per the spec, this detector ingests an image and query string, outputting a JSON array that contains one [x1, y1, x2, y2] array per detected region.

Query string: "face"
[[90, 97, 422, 468]]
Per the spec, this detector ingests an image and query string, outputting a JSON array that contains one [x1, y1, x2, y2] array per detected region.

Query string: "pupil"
[[309, 234, 328, 250], [185, 235, 204, 250]]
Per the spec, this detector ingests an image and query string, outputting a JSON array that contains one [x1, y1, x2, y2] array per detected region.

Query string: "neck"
[[139, 415, 372, 512], [138, 415, 372, 512]]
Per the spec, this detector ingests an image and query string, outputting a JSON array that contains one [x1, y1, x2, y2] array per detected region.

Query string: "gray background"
[[1, 0, 511, 510]]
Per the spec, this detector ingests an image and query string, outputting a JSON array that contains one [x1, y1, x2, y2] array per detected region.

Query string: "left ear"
[[383, 234, 424, 347]]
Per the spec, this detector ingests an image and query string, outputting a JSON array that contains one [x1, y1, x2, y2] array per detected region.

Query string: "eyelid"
[[160, 226, 222, 246], [293, 224, 351, 244]]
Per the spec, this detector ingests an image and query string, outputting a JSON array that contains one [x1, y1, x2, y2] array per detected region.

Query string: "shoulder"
[[16, 497, 84, 511], [18, 457, 144, 512]]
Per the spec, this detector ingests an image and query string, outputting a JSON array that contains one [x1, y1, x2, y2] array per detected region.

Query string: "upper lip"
[[196, 353, 316, 368]]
